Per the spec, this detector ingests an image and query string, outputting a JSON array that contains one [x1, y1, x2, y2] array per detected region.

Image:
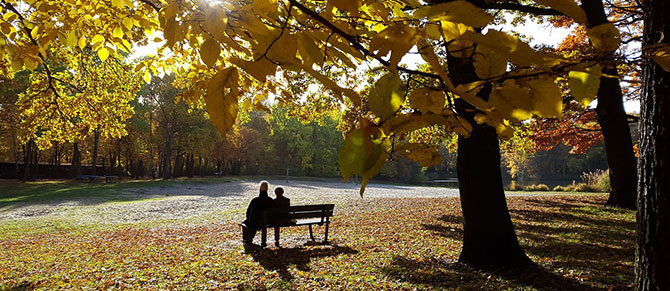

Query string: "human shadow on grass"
[[382, 256, 598, 290], [244, 244, 358, 280], [420, 199, 635, 289]]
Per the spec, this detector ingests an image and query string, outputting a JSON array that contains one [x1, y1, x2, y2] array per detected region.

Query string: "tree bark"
[[162, 137, 172, 179], [12, 134, 19, 179], [448, 50, 532, 267], [22, 143, 29, 181], [68, 142, 82, 178], [637, 0, 670, 289], [91, 126, 100, 176], [581, 0, 637, 210]]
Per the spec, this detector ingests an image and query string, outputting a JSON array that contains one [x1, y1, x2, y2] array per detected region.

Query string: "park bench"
[[75, 175, 116, 183], [239, 204, 334, 248], [433, 178, 459, 187]]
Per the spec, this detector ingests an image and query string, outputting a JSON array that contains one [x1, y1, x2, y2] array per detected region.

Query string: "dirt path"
[[0, 179, 460, 224]]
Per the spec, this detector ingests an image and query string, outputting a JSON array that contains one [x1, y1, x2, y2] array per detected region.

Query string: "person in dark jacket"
[[272, 187, 294, 225], [242, 181, 274, 244]]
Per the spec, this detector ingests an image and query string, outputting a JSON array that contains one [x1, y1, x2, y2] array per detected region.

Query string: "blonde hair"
[[259, 180, 269, 192]]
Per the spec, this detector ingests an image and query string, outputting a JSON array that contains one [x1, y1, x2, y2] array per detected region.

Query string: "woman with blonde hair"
[[242, 181, 274, 244]]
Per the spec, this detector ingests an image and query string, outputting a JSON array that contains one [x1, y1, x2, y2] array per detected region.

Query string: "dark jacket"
[[244, 190, 274, 228], [274, 196, 290, 208], [273, 196, 292, 225]]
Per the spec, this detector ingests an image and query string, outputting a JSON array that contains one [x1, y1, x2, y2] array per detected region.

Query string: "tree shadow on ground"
[[244, 244, 358, 280], [417, 197, 635, 289], [0, 178, 246, 211], [382, 256, 599, 290], [0, 281, 37, 291]]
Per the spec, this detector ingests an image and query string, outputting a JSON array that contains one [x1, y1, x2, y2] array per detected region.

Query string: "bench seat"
[[239, 204, 334, 248]]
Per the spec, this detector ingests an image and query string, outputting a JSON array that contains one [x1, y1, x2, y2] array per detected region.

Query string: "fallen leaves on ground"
[[0, 194, 634, 290]]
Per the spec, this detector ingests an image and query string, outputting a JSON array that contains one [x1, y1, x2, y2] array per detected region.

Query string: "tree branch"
[[287, 0, 441, 80], [483, 3, 563, 16]]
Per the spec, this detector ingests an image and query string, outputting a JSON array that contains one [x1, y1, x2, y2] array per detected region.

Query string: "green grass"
[[0, 194, 635, 290], [0, 177, 233, 205]]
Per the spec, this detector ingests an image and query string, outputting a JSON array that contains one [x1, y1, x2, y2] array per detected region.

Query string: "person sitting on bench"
[[242, 181, 274, 245], [272, 187, 295, 225]]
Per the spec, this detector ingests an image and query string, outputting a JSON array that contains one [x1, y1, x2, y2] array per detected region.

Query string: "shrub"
[[553, 185, 566, 191], [525, 184, 550, 191], [598, 170, 611, 192], [507, 180, 524, 191], [576, 183, 600, 192], [581, 169, 609, 192]]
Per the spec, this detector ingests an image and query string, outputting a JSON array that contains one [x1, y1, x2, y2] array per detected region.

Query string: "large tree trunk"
[[448, 50, 531, 267], [162, 137, 172, 179], [91, 126, 100, 175], [596, 68, 637, 209], [12, 134, 19, 179], [22, 142, 30, 181], [457, 125, 532, 266], [68, 142, 82, 178], [581, 0, 637, 210], [637, 0, 670, 289]]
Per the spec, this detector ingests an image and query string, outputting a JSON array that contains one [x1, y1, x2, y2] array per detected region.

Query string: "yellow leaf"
[[586, 23, 620, 52], [329, 0, 360, 16], [92, 34, 105, 45], [649, 45, 670, 71], [200, 37, 220, 67], [397, 143, 442, 167], [489, 80, 534, 122], [337, 129, 388, 196], [97, 47, 110, 62], [231, 58, 276, 83], [242, 98, 252, 112], [143, 70, 151, 83], [297, 33, 324, 66], [338, 129, 365, 182], [425, 23, 441, 41], [369, 25, 419, 69], [163, 17, 177, 47], [416, 0, 492, 28], [66, 31, 77, 48], [526, 76, 563, 118], [368, 72, 403, 120], [474, 46, 507, 79], [122, 17, 133, 30], [112, 27, 124, 38], [111, 0, 123, 8], [205, 67, 240, 136], [569, 64, 602, 108], [533, 0, 587, 23], [3, 12, 17, 22], [78, 36, 87, 49], [408, 87, 445, 114], [462, 30, 545, 68], [267, 33, 299, 64]]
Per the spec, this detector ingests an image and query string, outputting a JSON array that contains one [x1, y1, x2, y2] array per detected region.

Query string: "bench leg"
[[274, 227, 280, 247], [324, 222, 329, 244], [261, 227, 267, 248], [308, 225, 315, 241]]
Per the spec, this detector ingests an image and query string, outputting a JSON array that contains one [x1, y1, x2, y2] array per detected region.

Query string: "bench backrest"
[[263, 204, 334, 224]]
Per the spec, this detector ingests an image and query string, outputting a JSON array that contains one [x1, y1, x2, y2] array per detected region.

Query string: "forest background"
[[0, 71, 618, 189]]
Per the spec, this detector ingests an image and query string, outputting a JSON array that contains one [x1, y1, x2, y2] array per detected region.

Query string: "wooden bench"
[[239, 204, 334, 248]]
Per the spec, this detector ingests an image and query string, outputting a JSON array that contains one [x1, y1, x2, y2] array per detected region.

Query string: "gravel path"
[[0, 179, 462, 224]]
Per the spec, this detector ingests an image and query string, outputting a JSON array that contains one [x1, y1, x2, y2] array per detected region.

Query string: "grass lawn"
[[0, 179, 634, 290]]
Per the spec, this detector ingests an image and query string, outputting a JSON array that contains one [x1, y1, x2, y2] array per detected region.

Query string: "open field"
[[0, 178, 634, 290]]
